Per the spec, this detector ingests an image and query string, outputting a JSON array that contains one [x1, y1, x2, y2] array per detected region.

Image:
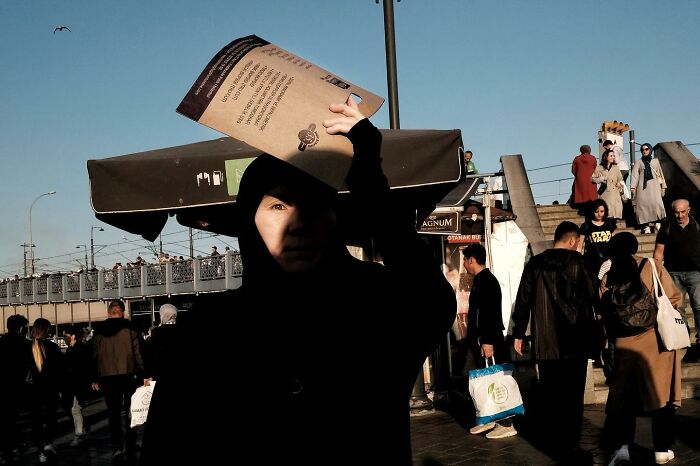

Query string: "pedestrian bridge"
[[0, 253, 242, 307]]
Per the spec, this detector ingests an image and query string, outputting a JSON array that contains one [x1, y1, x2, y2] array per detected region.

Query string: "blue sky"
[[1, 0, 698, 276]]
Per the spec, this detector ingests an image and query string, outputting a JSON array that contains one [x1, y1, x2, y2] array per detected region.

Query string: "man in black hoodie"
[[92, 300, 144, 460], [512, 221, 595, 464]]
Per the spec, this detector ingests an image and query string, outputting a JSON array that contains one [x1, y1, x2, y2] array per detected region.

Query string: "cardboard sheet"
[[177, 35, 384, 188]]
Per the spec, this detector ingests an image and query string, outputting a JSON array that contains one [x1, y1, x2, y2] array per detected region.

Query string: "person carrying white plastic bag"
[[468, 359, 524, 426], [130, 381, 156, 428], [462, 244, 521, 439]]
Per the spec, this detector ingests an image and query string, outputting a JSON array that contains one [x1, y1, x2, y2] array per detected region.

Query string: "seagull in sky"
[[53, 26, 71, 34]]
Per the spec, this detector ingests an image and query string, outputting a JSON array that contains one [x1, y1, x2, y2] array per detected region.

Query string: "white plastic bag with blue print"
[[468, 359, 524, 424]]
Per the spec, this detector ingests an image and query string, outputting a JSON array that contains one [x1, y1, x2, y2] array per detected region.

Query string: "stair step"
[[592, 377, 700, 404], [591, 361, 700, 386]]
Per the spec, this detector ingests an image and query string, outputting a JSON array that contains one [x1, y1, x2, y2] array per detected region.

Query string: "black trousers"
[[535, 358, 588, 454], [100, 374, 138, 453], [606, 404, 674, 452], [28, 385, 59, 450]]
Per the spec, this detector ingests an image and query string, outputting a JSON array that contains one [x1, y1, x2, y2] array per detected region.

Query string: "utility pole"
[[376, 0, 432, 411], [20, 243, 31, 277], [629, 129, 636, 169], [189, 227, 194, 258], [90, 226, 104, 269], [378, 0, 401, 129]]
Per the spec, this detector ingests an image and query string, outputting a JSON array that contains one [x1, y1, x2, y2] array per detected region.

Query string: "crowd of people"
[[571, 140, 667, 234], [0, 300, 181, 463], [1, 99, 697, 466]]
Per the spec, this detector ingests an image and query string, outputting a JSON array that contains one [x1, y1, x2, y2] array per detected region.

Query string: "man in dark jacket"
[[92, 300, 145, 460], [462, 243, 517, 439], [0, 315, 30, 462], [512, 221, 595, 463]]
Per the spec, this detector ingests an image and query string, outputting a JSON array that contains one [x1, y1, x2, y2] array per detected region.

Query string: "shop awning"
[[88, 128, 464, 241]]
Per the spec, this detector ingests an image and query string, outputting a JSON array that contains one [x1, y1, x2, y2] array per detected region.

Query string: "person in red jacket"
[[571, 144, 598, 216]]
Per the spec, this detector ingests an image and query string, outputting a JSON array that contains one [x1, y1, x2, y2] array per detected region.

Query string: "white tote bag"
[[649, 260, 691, 351], [130, 381, 156, 427], [468, 358, 524, 424]]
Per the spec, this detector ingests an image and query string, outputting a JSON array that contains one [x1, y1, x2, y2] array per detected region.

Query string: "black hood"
[[234, 153, 349, 287], [93, 318, 133, 337]]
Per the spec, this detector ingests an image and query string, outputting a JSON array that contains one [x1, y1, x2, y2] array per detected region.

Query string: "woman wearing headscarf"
[[139, 98, 456, 465], [630, 143, 667, 234], [600, 233, 682, 465], [592, 149, 624, 220], [143, 304, 179, 383], [571, 144, 598, 215]]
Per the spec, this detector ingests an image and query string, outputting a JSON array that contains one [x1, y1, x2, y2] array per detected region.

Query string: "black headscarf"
[[640, 143, 654, 189]]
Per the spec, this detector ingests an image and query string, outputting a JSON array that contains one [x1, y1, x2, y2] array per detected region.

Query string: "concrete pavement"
[[7, 396, 700, 465], [411, 399, 700, 465]]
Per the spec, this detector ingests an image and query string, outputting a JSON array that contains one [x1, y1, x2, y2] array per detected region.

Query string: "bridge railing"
[[0, 252, 243, 306]]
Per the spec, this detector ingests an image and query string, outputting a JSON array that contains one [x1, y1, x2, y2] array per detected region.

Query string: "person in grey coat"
[[630, 143, 666, 234]]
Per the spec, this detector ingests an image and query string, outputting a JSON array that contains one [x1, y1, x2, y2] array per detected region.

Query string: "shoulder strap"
[[648, 259, 663, 298], [638, 258, 648, 272]]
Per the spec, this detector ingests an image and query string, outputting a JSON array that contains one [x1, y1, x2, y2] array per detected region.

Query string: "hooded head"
[[235, 154, 342, 284], [159, 304, 178, 325], [640, 143, 653, 159]]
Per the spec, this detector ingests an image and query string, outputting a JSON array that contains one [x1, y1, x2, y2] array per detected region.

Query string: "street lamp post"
[[376, 0, 433, 411], [20, 243, 32, 277], [378, 0, 401, 129], [28, 191, 57, 276], [90, 226, 104, 269]]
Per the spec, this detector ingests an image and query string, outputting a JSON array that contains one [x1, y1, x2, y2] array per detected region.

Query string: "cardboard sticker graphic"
[[178, 35, 384, 189], [224, 158, 256, 196]]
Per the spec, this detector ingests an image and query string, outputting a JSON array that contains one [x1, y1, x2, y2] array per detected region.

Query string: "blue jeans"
[[669, 270, 700, 342]]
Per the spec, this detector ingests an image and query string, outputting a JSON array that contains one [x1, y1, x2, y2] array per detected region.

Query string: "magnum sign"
[[177, 35, 384, 189], [419, 211, 461, 234]]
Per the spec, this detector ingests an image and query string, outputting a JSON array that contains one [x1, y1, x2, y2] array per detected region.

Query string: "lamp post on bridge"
[[91, 226, 104, 269], [75, 244, 88, 271], [28, 190, 56, 276], [20, 243, 33, 277]]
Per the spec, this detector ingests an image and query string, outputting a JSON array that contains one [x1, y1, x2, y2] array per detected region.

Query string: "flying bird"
[[53, 26, 71, 34]]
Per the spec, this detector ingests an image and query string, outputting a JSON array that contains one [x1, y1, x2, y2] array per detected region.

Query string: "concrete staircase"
[[535, 204, 657, 256], [535, 203, 700, 403]]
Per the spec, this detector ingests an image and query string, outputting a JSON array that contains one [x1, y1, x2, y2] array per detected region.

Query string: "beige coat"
[[605, 257, 683, 413], [591, 164, 624, 219]]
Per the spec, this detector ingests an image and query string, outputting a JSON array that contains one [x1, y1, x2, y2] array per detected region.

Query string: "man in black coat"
[[512, 221, 595, 463], [0, 315, 30, 462], [462, 243, 517, 439]]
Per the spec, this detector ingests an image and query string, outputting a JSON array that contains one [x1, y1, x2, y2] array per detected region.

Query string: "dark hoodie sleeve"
[[345, 119, 456, 357]]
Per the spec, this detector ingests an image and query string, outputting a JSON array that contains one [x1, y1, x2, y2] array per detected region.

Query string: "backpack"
[[602, 258, 657, 337]]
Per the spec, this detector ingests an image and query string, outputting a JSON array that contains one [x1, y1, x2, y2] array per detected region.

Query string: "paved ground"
[[8, 399, 145, 465], [411, 398, 700, 465], [6, 396, 700, 465]]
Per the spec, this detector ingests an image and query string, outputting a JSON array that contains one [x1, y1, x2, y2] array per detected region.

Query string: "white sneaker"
[[609, 445, 630, 465], [655, 449, 675, 464], [485, 424, 518, 439], [642, 226, 652, 234], [469, 421, 496, 435], [43, 443, 57, 455]]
